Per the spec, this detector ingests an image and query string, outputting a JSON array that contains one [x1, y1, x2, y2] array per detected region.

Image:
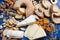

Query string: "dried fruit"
[[43, 18, 50, 24]]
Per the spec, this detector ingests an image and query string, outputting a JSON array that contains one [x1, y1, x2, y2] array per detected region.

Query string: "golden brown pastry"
[[13, 0, 34, 17]]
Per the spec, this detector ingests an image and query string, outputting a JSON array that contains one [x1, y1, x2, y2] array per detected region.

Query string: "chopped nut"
[[9, 5, 13, 8], [15, 14, 23, 19], [7, 17, 17, 25], [3, 18, 7, 23], [0, 30, 3, 33], [2, 4, 6, 9], [45, 26, 52, 33], [13, 27, 18, 30], [6, 27, 13, 30], [0, 8, 4, 12], [11, 0, 16, 3], [33, 1, 37, 6], [6, 3, 9, 7], [9, 1, 13, 5], [9, 12, 16, 16], [18, 8, 26, 14], [20, 28, 26, 31], [50, 24, 55, 32]]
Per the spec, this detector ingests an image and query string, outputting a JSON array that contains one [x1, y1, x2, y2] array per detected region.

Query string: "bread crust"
[[13, 0, 34, 17]]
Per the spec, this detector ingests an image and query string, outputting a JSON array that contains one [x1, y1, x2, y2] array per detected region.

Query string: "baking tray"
[[0, 0, 60, 40]]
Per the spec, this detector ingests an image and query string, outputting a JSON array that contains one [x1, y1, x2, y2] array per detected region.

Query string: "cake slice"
[[24, 24, 46, 39]]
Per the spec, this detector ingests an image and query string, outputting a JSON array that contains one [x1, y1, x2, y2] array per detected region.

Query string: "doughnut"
[[13, 0, 34, 17], [33, 1, 37, 6], [15, 14, 23, 19], [17, 8, 26, 15]]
